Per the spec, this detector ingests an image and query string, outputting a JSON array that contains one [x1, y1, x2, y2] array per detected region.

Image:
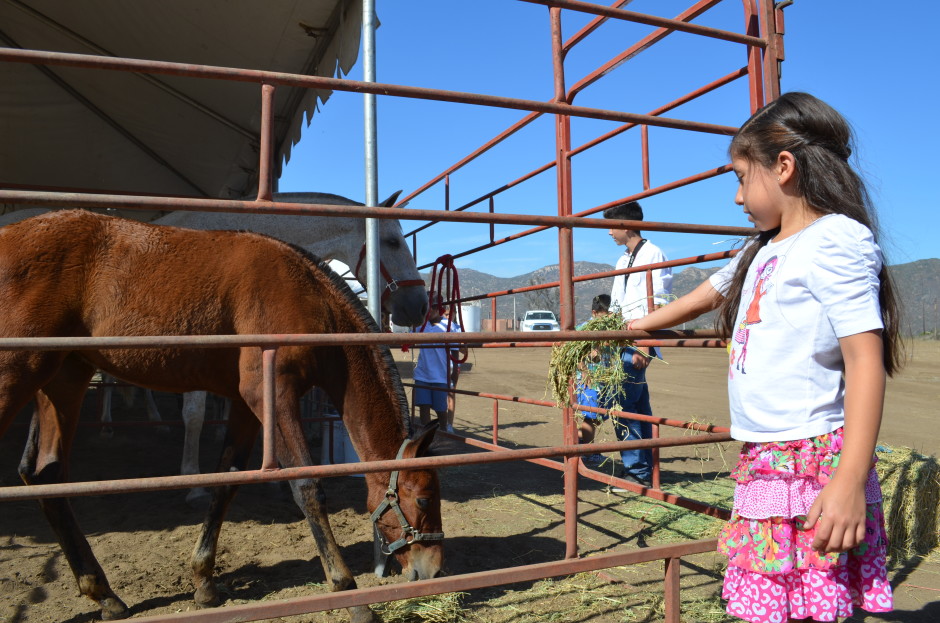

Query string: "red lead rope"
[[409, 254, 468, 364]]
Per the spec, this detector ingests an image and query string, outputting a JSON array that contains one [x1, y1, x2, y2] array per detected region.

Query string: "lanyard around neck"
[[622, 238, 647, 292]]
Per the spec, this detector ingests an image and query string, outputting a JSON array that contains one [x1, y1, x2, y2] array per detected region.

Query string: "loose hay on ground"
[[374, 593, 467, 623]]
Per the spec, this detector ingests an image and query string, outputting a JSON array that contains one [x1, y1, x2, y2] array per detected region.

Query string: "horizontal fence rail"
[[0, 189, 756, 236], [0, 47, 742, 136]]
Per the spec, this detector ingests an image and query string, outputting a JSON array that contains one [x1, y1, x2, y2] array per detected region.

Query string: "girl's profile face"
[[732, 157, 782, 232]]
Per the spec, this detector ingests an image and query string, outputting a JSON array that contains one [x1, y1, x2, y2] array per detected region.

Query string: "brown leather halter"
[[369, 439, 445, 555]]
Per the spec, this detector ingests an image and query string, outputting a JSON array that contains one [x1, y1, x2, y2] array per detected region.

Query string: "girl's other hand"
[[803, 477, 867, 552]]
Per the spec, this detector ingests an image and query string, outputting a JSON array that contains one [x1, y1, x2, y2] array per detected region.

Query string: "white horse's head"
[[272, 191, 428, 327]]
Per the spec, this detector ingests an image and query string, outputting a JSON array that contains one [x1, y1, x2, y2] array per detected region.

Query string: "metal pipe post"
[[257, 83, 275, 201], [261, 347, 278, 470], [362, 0, 381, 322]]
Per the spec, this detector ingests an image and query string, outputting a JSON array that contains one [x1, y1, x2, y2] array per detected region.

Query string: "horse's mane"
[[276, 239, 411, 435]]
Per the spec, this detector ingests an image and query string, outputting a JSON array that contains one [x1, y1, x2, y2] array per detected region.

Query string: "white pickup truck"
[[520, 310, 560, 332]]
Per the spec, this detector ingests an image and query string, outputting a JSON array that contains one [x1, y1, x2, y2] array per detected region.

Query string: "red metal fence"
[[0, 1, 786, 621]]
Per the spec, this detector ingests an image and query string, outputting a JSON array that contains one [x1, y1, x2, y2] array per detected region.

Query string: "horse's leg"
[[181, 391, 211, 506], [18, 358, 129, 620], [189, 398, 259, 608], [143, 388, 164, 423], [264, 389, 377, 623]]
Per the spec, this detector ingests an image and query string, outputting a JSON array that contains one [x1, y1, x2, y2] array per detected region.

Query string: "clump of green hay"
[[373, 593, 467, 623], [875, 444, 940, 564], [547, 312, 639, 409]]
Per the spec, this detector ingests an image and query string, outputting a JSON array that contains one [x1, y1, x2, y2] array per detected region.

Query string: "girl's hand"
[[803, 476, 867, 553]]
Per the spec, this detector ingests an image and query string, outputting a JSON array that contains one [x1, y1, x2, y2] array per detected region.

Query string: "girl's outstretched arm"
[[803, 329, 886, 552], [630, 279, 723, 331]]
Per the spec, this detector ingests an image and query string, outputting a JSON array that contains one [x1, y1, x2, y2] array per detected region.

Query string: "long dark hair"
[[716, 92, 904, 375]]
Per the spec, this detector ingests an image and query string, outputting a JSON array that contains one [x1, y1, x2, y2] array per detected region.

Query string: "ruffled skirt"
[[718, 428, 893, 622]]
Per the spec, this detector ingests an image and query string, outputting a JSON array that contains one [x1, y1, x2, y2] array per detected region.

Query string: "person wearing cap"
[[602, 200, 672, 487]]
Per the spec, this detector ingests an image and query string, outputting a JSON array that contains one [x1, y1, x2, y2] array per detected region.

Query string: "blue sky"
[[279, 0, 937, 278]]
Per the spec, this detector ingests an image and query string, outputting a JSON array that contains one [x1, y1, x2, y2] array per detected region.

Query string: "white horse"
[[1, 193, 428, 504]]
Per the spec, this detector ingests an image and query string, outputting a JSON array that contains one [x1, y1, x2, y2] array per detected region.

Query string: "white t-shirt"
[[412, 319, 463, 384], [610, 239, 673, 321], [709, 214, 884, 442]]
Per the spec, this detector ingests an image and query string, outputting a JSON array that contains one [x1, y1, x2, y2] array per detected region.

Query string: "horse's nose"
[[403, 544, 444, 581], [407, 565, 445, 581], [389, 287, 429, 327]]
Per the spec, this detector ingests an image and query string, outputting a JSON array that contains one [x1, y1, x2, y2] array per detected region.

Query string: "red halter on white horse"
[[354, 244, 426, 308]]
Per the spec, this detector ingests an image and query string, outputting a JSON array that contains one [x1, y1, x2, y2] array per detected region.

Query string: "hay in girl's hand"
[[547, 312, 646, 408]]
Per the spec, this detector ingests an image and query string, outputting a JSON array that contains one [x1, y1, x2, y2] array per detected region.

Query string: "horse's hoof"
[[194, 584, 221, 609], [99, 596, 129, 620], [99, 427, 114, 439]]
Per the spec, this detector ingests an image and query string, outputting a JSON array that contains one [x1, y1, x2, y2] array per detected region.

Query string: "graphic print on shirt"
[[730, 255, 778, 377]]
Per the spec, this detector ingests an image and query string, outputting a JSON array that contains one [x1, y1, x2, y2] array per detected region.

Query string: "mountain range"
[[431, 258, 940, 336]]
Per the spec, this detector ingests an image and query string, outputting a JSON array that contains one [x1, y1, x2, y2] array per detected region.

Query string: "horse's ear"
[[407, 419, 438, 457], [380, 190, 405, 208]]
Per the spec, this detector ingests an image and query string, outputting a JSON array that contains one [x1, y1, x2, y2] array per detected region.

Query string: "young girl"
[[630, 92, 901, 622]]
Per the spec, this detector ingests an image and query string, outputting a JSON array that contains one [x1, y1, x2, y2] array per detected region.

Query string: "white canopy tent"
[[0, 0, 364, 220]]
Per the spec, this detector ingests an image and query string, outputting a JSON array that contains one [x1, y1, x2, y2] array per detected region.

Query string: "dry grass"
[[547, 313, 637, 409], [373, 593, 468, 623]]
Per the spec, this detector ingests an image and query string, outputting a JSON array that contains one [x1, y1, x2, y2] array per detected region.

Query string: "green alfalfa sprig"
[[547, 312, 644, 409]]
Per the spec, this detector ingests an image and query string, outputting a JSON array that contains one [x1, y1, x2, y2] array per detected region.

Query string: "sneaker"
[[611, 472, 652, 492], [581, 453, 609, 470], [444, 424, 455, 434]]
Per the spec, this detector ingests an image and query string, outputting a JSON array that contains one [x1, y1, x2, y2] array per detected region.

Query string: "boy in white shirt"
[[604, 200, 672, 486]]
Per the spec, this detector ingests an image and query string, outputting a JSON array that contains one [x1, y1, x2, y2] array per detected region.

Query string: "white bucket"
[[320, 420, 363, 476]]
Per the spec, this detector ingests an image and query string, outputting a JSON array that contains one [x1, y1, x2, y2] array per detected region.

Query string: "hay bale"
[[875, 445, 940, 564]]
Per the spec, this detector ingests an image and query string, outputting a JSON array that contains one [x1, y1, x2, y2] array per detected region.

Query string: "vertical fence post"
[[362, 0, 382, 323], [257, 83, 275, 202], [445, 173, 450, 210], [492, 399, 499, 445], [664, 556, 681, 623], [261, 346, 278, 471], [646, 269, 661, 490], [549, 5, 580, 561], [743, 0, 765, 112]]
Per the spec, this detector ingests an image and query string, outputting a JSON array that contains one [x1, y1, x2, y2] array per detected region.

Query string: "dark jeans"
[[611, 353, 653, 480], [577, 349, 654, 479]]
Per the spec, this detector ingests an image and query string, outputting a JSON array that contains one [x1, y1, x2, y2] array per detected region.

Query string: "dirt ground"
[[1, 340, 937, 622]]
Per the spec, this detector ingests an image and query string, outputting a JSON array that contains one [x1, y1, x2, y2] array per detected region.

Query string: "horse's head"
[[354, 191, 428, 327], [272, 190, 428, 327], [368, 423, 443, 581]]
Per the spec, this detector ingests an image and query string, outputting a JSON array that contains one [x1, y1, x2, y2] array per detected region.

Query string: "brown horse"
[[0, 210, 442, 622]]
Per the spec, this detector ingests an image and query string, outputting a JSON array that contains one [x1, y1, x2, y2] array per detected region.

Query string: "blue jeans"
[[611, 357, 653, 480], [579, 349, 653, 480]]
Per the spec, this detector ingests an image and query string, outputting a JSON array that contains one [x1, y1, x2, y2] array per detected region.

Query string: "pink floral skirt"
[[718, 428, 893, 622]]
